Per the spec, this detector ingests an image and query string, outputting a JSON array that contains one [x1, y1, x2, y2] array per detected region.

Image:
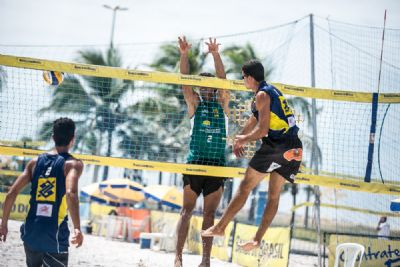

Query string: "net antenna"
[[377, 10, 388, 184]]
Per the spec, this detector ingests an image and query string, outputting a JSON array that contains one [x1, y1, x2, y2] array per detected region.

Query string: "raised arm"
[[178, 36, 198, 117], [0, 159, 36, 242], [65, 159, 84, 247], [206, 38, 230, 113]]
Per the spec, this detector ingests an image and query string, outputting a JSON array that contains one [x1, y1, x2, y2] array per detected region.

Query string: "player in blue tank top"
[[203, 60, 303, 252], [1, 118, 84, 266]]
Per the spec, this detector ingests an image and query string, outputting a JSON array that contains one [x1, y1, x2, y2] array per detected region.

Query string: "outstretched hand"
[[205, 37, 220, 55], [178, 36, 191, 54]]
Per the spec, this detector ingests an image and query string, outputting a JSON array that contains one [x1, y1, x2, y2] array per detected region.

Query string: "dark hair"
[[199, 72, 215, 78], [242, 60, 264, 82], [53, 117, 75, 146]]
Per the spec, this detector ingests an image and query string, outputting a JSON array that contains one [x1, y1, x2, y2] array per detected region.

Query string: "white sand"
[[1, 220, 319, 266], [0, 220, 238, 267]]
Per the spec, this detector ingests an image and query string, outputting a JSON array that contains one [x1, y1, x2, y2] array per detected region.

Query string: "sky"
[[0, 0, 399, 46]]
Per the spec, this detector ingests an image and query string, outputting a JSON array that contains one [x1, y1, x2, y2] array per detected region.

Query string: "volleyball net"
[[0, 53, 399, 187]]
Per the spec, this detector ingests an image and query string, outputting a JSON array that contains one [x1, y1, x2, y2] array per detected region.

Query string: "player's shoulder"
[[65, 157, 84, 170]]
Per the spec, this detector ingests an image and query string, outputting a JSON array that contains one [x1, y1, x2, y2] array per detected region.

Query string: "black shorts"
[[249, 135, 303, 183], [183, 174, 225, 197], [24, 243, 69, 267]]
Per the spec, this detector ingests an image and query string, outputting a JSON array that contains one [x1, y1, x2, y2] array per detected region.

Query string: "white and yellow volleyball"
[[43, 71, 64, 86]]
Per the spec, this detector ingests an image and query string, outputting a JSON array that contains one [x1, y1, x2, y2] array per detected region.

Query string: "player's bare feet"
[[174, 256, 182, 267], [201, 225, 224, 237], [238, 239, 260, 251], [198, 259, 210, 267]]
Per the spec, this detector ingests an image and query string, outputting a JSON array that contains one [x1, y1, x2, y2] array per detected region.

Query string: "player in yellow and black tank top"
[[202, 60, 303, 252], [251, 81, 299, 141]]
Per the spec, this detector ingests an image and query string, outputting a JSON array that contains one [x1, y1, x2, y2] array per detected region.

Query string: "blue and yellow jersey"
[[252, 81, 299, 140], [187, 99, 228, 166], [21, 152, 72, 253]]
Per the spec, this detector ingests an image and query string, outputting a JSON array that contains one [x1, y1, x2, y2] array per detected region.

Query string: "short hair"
[[53, 117, 75, 146], [242, 60, 264, 82], [199, 72, 215, 78]]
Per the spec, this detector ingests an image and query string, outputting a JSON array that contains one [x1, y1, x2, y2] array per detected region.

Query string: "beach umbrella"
[[99, 178, 144, 203], [143, 185, 183, 209], [80, 183, 119, 206]]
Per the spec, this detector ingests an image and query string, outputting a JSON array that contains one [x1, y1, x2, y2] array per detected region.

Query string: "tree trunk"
[[102, 129, 113, 181]]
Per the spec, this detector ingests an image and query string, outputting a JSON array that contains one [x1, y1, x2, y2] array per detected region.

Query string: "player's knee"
[[180, 206, 194, 220], [203, 211, 216, 222], [239, 180, 253, 195], [268, 193, 281, 204]]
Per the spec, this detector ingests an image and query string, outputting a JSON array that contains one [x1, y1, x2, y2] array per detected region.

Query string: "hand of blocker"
[[233, 135, 247, 157], [205, 37, 221, 55], [178, 36, 192, 54]]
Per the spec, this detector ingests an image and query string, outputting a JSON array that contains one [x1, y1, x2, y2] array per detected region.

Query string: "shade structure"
[[143, 185, 183, 209], [99, 178, 144, 203], [390, 198, 400, 212], [80, 183, 119, 206]]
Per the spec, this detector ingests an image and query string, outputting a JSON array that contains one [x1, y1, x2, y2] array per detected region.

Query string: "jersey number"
[[279, 96, 293, 116]]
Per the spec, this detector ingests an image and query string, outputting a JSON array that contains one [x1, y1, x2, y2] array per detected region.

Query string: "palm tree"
[[38, 47, 134, 182]]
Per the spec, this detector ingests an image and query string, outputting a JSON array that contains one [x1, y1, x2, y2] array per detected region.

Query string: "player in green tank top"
[[175, 36, 230, 267]]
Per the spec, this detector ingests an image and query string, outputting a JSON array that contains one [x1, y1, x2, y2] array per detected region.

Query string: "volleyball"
[[43, 71, 64, 86]]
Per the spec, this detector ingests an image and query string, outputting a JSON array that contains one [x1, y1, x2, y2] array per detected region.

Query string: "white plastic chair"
[[334, 243, 365, 267]]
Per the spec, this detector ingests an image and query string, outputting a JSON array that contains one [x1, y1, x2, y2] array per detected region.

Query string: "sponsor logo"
[[283, 86, 305, 92], [132, 163, 154, 168], [339, 182, 360, 188], [290, 174, 296, 181], [81, 158, 101, 163], [283, 148, 302, 161], [202, 120, 211, 126], [18, 58, 43, 65], [36, 203, 53, 217], [267, 162, 281, 172], [185, 168, 207, 173], [127, 70, 151, 77], [231, 81, 245, 86], [381, 93, 400, 99], [332, 91, 354, 97], [36, 177, 56, 202], [213, 108, 219, 118], [180, 75, 202, 81], [73, 64, 98, 72]]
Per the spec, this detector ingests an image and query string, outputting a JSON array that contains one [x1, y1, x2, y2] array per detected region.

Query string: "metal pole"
[[110, 9, 117, 48], [309, 13, 322, 267], [103, 5, 128, 49]]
